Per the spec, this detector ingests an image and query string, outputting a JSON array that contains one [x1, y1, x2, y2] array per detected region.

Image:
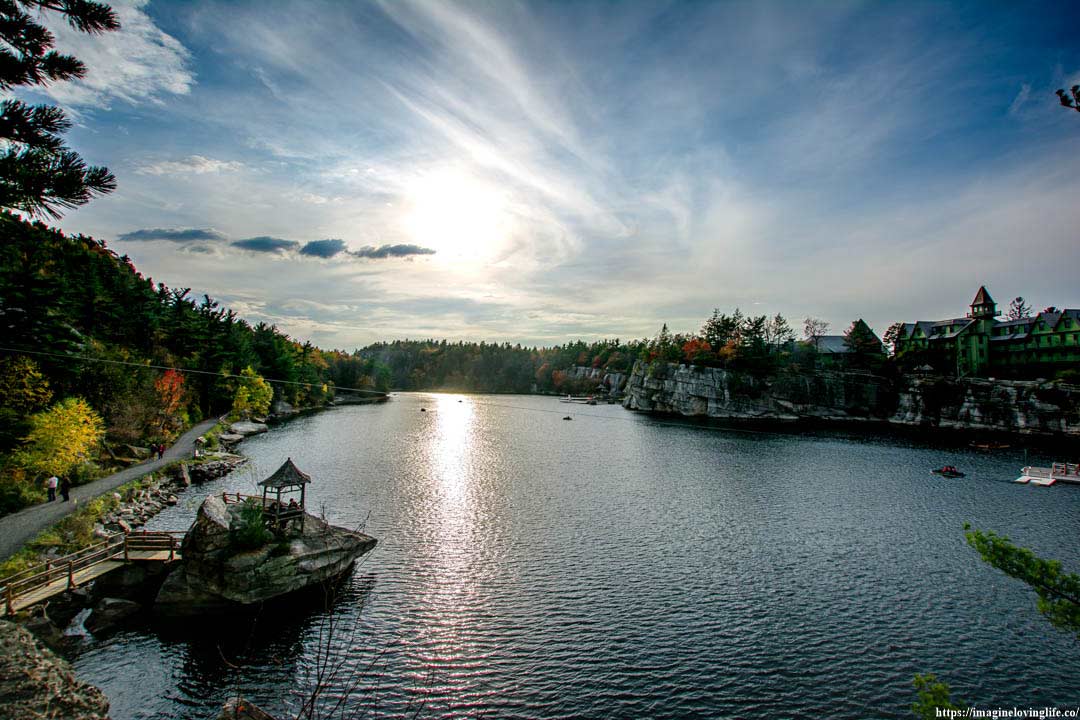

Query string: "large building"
[[896, 287, 1080, 377]]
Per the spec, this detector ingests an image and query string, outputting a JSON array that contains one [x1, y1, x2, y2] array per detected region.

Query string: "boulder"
[[84, 597, 142, 634], [217, 433, 245, 444], [156, 496, 377, 616], [123, 444, 151, 459], [189, 455, 248, 483], [229, 421, 269, 436], [0, 620, 110, 720], [218, 697, 280, 720]]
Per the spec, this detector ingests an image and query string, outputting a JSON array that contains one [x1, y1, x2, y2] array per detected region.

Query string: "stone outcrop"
[[623, 362, 893, 422], [0, 620, 110, 720], [893, 376, 1080, 436], [623, 360, 1080, 437], [229, 420, 269, 436], [188, 454, 248, 483], [84, 597, 141, 634], [155, 495, 377, 616]]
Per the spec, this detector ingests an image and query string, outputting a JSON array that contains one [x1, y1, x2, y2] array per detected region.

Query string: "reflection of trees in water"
[[153, 571, 379, 719]]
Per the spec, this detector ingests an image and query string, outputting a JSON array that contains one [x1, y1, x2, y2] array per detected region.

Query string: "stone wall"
[[622, 360, 1080, 437]]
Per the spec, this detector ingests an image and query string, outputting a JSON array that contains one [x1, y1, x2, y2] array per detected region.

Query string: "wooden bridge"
[[0, 531, 184, 616]]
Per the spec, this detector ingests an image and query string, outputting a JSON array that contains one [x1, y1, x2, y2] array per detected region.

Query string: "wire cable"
[[0, 345, 388, 396]]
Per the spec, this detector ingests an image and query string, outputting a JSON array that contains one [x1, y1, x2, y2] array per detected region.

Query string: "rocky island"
[[156, 459, 377, 616]]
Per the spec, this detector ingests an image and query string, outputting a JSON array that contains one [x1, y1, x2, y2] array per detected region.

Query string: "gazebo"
[[258, 458, 311, 532]]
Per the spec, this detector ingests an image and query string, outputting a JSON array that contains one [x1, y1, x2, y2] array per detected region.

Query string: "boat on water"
[[560, 395, 598, 405], [970, 441, 1010, 450], [932, 466, 965, 478], [1014, 462, 1080, 486]]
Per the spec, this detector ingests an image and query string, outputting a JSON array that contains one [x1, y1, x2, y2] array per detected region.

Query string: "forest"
[[0, 212, 389, 513]]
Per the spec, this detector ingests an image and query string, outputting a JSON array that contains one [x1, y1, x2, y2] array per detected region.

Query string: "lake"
[[72, 393, 1080, 719]]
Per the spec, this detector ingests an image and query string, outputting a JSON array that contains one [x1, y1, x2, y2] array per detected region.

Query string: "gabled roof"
[[817, 335, 849, 354], [1051, 309, 1080, 329], [258, 458, 311, 488], [1039, 311, 1062, 329], [971, 286, 994, 306]]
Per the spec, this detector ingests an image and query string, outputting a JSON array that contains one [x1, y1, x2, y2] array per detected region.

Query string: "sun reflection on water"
[[412, 393, 492, 688]]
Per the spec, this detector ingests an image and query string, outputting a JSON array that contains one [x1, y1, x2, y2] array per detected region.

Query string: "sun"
[[400, 168, 509, 262]]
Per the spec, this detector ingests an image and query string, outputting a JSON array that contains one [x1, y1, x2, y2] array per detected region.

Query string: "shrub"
[[231, 499, 272, 550]]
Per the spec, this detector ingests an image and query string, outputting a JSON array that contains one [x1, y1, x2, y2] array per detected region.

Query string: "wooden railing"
[[0, 530, 184, 615]]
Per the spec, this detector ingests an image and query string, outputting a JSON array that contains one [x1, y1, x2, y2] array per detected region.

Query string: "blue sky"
[[27, 0, 1080, 349]]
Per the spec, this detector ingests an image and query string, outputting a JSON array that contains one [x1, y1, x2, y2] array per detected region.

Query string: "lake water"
[[72, 393, 1080, 719]]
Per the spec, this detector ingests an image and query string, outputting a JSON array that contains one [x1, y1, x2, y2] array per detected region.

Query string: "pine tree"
[[0, 0, 119, 218]]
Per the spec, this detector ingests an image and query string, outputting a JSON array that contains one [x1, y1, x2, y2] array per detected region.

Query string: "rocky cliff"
[[156, 495, 377, 616], [0, 620, 110, 720], [622, 361, 1080, 437]]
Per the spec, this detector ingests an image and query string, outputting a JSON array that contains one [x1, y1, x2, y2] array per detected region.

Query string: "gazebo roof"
[[258, 458, 311, 488]]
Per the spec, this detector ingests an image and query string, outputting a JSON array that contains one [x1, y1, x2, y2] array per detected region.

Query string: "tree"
[[764, 314, 794, 352], [0, 0, 119, 218], [1057, 85, 1080, 113], [0, 355, 52, 415], [843, 319, 884, 356], [1006, 296, 1032, 320], [882, 322, 904, 357], [965, 525, 1080, 638], [231, 366, 273, 419], [12, 396, 104, 477], [803, 317, 829, 350], [912, 674, 965, 719], [681, 338, 712, 364], [154, 369, 188, 439]]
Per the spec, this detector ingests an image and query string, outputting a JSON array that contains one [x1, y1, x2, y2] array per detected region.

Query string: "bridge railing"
[[1, 530, 184, 615]]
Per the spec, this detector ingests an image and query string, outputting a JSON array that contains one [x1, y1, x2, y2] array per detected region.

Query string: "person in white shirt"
[[45, 475, 58, 502]]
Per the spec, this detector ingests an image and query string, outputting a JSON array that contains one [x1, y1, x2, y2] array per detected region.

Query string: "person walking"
[[59, 477, 71, 502], [157, 442, 165, 459], [45, 475, 58, 502]]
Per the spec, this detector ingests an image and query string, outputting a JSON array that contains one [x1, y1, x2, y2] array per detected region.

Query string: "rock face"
[[893, 376, 1080, 436], [623, 362, 893, 422], [0, 620, 110, 720], [623, 360, 1080, 436], [156, 495, 377, 616]]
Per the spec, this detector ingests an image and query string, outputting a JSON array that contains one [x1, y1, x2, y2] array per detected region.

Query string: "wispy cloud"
[[299, 239, 348, 258], [232, 236, 300, 254], [136, 155, 244, 176], [36, 0, 193, 109], [54, 0, 1080, 348], [352, 244, 436, 260], [118, 228, 226, 242]]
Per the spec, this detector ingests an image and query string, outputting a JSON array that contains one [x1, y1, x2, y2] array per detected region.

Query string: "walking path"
[[0, 417, 221, 562]]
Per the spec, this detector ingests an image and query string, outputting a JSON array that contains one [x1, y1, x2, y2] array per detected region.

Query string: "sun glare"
[[401, 168, 509, 262]]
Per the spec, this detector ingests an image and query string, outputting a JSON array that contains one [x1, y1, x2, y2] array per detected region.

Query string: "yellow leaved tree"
[[231, 366, 273, 419], [14, 397, 105, 477]]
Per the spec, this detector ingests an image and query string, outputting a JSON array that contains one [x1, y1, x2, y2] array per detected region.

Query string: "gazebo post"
[[300, 484, 306, 532]]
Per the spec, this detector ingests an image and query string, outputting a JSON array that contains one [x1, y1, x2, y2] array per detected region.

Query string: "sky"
[[22, 0, 1080, 350]]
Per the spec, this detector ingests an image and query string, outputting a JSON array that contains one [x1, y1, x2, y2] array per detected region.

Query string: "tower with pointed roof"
[[968, 286, 999, 320]]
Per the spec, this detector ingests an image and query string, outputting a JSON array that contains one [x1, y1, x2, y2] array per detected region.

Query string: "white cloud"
[[38, 0, 193, 109], [136, 155, 244, 176], [1009, 83, 1032, 115]]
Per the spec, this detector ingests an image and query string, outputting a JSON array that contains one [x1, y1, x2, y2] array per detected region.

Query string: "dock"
[[1014, 463, 1080, 487], [0, 531, 183, 616]]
